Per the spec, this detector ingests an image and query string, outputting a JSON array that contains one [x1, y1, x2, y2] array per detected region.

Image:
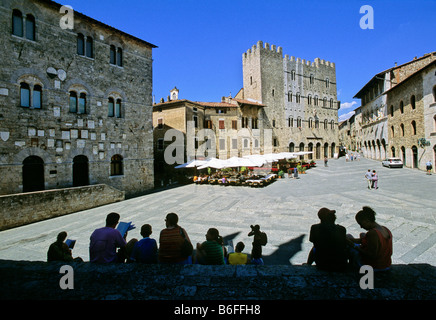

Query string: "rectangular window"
[[232, 120, 237, 130], [115, 100, 121, 118], [69, 92, 77, 113], [20, 84, 30, 107], [117, 48, 123, 67], [219, 138, 225, 150], [232, 138, 237, 149], [108, 98, 114, 117], [78, 93, 86, 114], [110, 45, 116, 64], [12, 10, 23, 37], [85, 38, 93, 58], [33, 86, 42, 109], [157, 118, 163, 129], [77, 34, 84, 55], [25, 16, 35, 41], [219, 120, 225, 129]]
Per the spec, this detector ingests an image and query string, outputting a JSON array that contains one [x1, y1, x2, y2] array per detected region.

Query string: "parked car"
[[382, 158, 403, 168]]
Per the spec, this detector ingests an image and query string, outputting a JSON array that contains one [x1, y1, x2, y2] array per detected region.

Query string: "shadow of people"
[[262, 234, 305, 265]]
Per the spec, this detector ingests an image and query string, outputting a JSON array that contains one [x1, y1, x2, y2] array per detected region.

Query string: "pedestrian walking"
[[324, 157, 328, 167], [364, 169, 373, 189], [426, 160, 433, 175], [372, 170, 378, 189]]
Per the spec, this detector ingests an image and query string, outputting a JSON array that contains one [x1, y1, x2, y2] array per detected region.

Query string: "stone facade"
[[0, 0, 156, 197], [386, 60, 436, 170], [242, 41, 340, 159], [354, 53, 436, 164], [152, 93, 266, 185]]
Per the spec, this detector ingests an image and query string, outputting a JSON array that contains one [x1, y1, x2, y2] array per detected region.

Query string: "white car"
[[382, 158, 403, 168]]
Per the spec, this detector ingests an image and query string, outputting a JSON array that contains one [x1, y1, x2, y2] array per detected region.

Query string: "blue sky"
[[64, 0, 436, 121]]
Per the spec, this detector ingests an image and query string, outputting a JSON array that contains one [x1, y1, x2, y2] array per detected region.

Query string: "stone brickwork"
[[0, 184, 124, 230], [242, 41, 340, 159], [0, 260, 434, 300], [0, 0, 156, 198]]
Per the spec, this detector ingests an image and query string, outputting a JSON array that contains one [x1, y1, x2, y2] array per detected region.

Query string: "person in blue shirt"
[[131, 224, 158, 263]]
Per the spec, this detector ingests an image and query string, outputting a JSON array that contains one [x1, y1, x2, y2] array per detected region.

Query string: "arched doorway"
[[73, 155, 89, 187], [315, 142, 321, 159], [22, 156, 44, 192], [299, 142, 305, 160], [324, 142, 329, 158], [401, 146, 406, 166], [308, 143, 313, 160], [412, 146, 418, 169]]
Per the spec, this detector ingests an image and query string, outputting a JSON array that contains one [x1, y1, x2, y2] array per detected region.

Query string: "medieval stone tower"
[[242, 41, 340, 159]]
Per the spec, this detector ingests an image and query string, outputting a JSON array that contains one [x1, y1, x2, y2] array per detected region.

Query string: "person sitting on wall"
[[130, 224, 158, 264], [347, 206, 393, 271], [306, 208, 348, 272], [47, 231, 82, 262], [228, 242, 250, 265], [89, 212, 129, 263], [195, 228, 226, 265]]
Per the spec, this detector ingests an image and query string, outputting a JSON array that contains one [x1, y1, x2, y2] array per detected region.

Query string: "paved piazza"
[[0, 157, 435, 266]]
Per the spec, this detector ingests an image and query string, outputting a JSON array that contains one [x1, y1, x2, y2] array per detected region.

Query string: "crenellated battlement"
[[243, 40, 283, 59], [243, 41, 335, 69], [284, 55, 335, 69]]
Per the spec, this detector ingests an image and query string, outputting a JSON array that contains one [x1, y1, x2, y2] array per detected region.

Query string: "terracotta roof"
[[195, 102, 237, 108]]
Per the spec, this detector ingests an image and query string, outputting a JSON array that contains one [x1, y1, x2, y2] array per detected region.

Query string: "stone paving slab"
[[0, 157, 435, 268]]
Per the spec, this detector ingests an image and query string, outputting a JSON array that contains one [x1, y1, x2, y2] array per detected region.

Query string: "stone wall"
[[0, 0, 156, 198], [0, 260, 434, 301], [0, 184, 124, 230]]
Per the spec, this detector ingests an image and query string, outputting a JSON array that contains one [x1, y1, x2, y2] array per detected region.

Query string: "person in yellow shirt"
[[228, 242, 249, 265]]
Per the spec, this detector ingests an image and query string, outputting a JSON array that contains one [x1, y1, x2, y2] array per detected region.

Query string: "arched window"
[[291, 70, 296, 80], [330, 98, 333, 108], [391, 125, 395, 137], [330, 120, 335, 130], [410, 95, 416, 110], [433, 86, 436, 103], [324, 119, 328, 129], [12, 9, 23, 37], [85, 37, 93, 58], [400, 101, 404, 114], [314, 95, 318, 106], [310, 74, 314, 85], [307, 94, 312, 105], [391, 146, 395, 157], [288, 92, 292, 102], [389, 105, 394, 117], [288, 117, 293, 127], [315, 119, 319, 129], [77, 33, 85, 55], [25, 14, 35, 41], [323, 97, 327, 107], [20, 82, 30, 107], [297, 117, 302, 128], [33, 85, 42, 109], [326, 78, 330, 88], [69, 91, 77, 113], [400, 123, 405, 136], [111, 154, 123, 176], [296, 93, 301, 103], [308, 118, 313, 128], [411, 120, 417, 135]]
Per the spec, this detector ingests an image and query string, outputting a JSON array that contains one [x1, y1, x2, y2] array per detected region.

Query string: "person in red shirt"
[[347, 206, 393, 271]]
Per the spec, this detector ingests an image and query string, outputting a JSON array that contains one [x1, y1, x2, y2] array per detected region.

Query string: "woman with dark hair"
[[347, 206, 393, 271], [195, 228, 225, 265], [158, 213, 192, 264]]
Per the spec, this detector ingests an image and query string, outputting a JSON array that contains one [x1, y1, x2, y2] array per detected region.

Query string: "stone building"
[[385, 58, 436, 171], [152, 90, 266, 185], [0, 0, 156, 197], [354, 52, 436, 163], [241, 41, 340, 160]]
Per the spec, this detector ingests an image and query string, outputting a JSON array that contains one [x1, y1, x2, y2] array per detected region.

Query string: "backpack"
[[259, 232, 268, 246]]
